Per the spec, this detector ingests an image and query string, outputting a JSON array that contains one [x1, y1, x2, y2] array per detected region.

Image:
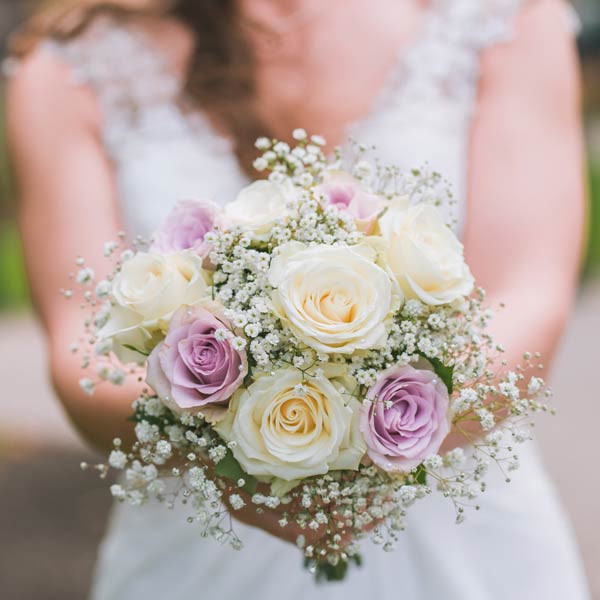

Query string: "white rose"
[[222, 180, 294, 239], [99, 252, 210, 363], [214, 367, 366, 481], [269, 242, 396, 354], [379, 200, 474, 305]]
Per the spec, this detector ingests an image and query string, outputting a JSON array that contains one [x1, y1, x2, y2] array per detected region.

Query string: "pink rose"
[[147, 305, 247, 421], [151, 200, 218, 257], [360, 365, 450, 472], [315, 171, 385, 234]]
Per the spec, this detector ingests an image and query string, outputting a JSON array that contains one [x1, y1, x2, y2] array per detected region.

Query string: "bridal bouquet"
[[73, 131, 550, 581]]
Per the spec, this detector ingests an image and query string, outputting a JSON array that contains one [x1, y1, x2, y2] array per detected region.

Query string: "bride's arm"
[[458, 0, 584, 441], [6, 49, 142, 450], [6, 48, 318, 546]]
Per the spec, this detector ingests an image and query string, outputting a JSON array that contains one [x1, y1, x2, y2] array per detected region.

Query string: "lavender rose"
[[360, 365, 450, 472], [315, 171, 385, 234], [147, 304, 247, 421], [151, 200, 219, 256]]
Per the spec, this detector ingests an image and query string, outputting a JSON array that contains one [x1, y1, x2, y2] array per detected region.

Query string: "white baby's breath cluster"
[[68, 134, 552, 581]]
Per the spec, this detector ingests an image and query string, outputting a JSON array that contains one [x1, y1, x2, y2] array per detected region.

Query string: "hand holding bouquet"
[[72, 132, 550, 581]]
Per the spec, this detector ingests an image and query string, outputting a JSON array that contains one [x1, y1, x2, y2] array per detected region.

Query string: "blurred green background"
[[0, 0, 599, 310], [580, 0, 600, 278], [0, 106, 27, 310], [0, 0, 28, 310]]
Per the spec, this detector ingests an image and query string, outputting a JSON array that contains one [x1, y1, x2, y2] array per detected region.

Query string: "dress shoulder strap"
[[400, 0, 527, 106], [37, 18, 180, 151]]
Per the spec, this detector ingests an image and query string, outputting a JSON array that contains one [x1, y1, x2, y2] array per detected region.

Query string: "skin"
[[6, 0, 584, 546]]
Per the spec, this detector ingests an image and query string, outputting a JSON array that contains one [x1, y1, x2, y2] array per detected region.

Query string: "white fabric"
[[43, 0, 590, 598]]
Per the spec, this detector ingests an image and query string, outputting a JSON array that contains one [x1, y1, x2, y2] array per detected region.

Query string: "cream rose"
[[214, 367, 366, 481], [269, 243, 395, 354], [379, 200, 474, 305], [222, 180, 294, 239], [99, 252, 210, 363]]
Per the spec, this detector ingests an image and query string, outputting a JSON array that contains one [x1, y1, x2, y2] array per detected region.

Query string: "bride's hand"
[[223, 483, 329, 547], [223, 483, 378, 548]]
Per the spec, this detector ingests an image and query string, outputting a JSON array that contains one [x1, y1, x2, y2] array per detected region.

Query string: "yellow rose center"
[[303, 284, 357, 325], [271, 396, 317, 434], [263, 385, 331, 448]]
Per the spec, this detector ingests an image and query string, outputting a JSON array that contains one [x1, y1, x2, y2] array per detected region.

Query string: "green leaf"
[[305, 553, 363, 583], [122, 344, 149, 357], [418, 353, 454, 395], [214, 448, 258, 495], [242, 365, 254, 389], [413, 464, 428, 486]]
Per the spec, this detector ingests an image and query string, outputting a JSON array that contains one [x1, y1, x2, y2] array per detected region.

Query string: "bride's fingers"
[[222, 481, 384, 550], [231, 503, 326, 546], [221, 485, 326, 545]]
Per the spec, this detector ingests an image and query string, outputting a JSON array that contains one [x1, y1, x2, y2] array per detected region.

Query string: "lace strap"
[[40, 18, 180, 149], [399, 0, 526, 105], [435, 0, 525, 51]]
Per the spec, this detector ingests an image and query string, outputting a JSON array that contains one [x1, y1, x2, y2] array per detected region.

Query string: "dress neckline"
[[39, 0, 528, 177], [127, 0, 439, 156], [342, 0, 439, 139]]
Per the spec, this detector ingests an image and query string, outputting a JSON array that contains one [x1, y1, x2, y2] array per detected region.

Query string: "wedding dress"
[[41, 1, 590, 598]]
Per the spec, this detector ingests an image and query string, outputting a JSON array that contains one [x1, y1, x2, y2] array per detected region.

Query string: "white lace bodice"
[[38, 0, 550, 238]]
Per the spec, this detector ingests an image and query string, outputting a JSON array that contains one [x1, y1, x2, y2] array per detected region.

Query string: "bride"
[[6, 0, 591, 598]]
